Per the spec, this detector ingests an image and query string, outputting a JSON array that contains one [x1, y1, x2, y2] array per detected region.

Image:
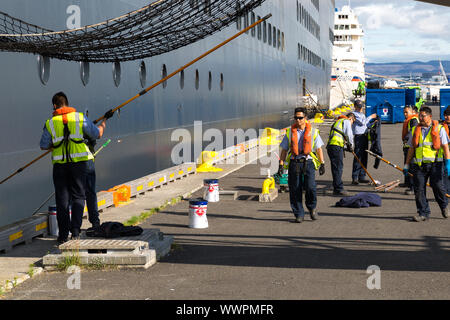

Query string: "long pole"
[[366, 149, 450, 198], [0, 14, 272, 185]]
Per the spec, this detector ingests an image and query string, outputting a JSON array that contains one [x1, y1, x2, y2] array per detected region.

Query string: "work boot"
[[57, 237, 68, 245], [399, 183, 408, 188], [293, 216, 303, 223], [358, 178, 370, 184], [404, 189, 414, 195], [351, 180, 359, 185], [333, 190, 349, 196], [71, 229, 80, 240], [441, 207, 449, 219], [310, 209, 319, 221], [413, 215, 429, 222]]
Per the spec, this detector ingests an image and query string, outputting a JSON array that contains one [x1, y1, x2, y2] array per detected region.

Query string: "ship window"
[[244, 10, 249, 33], [281, 32, 285, 52], [236, 1, 241, 30], [208, 71, 212, 91], [195, 69, 199, 90], [220, 73, 224, 91], [80, 61, 90, 87], [263, 21, 267, 43], [298, 44, 300, 60], [345, 25, 349, 30], [268, 23, 272, 45], [112, 61, 121, 87], [277, 29, 281, 50], [180, 69, 185, 89], [272, 26, 276, 48], [37, 55, 50, 86], [251, 12, 255, 37], [162, 64, 168, 89], [257, 16, 261, 40], [139, 61, 146, 88]]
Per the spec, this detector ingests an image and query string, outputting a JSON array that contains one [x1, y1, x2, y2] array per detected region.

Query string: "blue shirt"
[[280, 128, 324, 160], [40, 114, 100, 150], [352, 111, 372, 135]]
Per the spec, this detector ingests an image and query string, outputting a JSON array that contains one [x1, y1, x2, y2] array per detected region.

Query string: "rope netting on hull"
[[0, 0, 265, 62]]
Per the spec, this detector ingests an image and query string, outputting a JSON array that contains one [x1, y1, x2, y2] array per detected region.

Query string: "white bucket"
[[203, 179, 219, 202], [188, 199, 208, 229]]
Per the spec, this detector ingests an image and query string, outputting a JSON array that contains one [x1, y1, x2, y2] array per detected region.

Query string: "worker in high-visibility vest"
[[442, 106, 450, 195], [326, 113, 355, 196], [278, 107, 325, 223], [401, 105, 419, 195], [404, 106, 450, 222], [40, 92, 113, 243]]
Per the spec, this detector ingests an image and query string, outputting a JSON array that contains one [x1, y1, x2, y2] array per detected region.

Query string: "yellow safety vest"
[[328, 119, 346, 147], [45, 112, 94, 164], [411, 125, 444, 166], [284, 127, 321, 170]]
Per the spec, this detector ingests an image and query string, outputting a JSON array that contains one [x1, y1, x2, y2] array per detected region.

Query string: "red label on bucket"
[[196, 208, 206, 216]]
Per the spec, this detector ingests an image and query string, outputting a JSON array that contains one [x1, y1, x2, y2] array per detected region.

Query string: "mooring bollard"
[[188, 199, 208, 229]]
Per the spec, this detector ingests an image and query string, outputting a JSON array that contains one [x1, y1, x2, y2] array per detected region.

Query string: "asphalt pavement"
[[3, 118, 450, 300]]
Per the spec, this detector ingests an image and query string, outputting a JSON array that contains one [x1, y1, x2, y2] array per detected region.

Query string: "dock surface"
[[2, 118, 450, 300]]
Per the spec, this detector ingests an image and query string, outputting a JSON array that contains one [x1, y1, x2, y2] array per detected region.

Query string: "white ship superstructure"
[[330, 5, 365, 109]]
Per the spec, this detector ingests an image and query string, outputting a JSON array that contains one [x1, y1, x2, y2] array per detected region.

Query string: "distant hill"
[[366, 60, 450, 77]]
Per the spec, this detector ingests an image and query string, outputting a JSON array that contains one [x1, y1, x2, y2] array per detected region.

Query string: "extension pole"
[[351, 150, 378, 186], [31, 139, 111, 216], [366, 149, 450, 198], [0, 14, 272, 185]]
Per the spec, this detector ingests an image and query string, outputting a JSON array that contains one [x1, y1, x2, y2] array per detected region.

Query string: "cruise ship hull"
[[0, 0, 334, 227]]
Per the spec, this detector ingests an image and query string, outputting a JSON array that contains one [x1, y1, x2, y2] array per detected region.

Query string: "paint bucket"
[[188, 199, 208, 229], [203, 179, 219, 202]]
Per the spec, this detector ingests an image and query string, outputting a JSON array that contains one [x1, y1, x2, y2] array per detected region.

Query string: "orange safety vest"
[[290, 121, 312, 156]]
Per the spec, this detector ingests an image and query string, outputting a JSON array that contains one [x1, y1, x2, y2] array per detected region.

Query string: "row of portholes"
[[37, 55, 224, 91]]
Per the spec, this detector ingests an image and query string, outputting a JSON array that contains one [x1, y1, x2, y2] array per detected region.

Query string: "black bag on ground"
[[86, 222, 143, 238]]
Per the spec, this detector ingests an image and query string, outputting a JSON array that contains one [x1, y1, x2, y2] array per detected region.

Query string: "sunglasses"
[[294, 116, 305, 120]]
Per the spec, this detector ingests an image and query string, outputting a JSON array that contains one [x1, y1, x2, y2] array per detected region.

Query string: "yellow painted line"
[[36, 222, 47, 232], [170, 173, 175, 179], [179, 170, 184, 175], [137, 185, 143, 192], [148, 181, 155, 187], [98, 199, 106, 207], [9, 231, 23, 242], [159, 177, 165, 183], [187, 167, 192, 172]]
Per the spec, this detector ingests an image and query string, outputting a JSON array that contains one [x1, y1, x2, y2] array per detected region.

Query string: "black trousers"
[[352, 134, 368, 181], [53, 161, 88, 239]]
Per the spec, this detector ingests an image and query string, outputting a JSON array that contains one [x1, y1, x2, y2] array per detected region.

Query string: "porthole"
[[251, 12, 256, 37], [180, 69, 185, 89], [195, 69, 200, 90], [263, 21, 267, 43], [220, 73, 224, 91], [112, 61, 121, 87], [257, 16, 261, 40], [37, 55, 50, 85], [139, 61, 147, 88], [80, 61, 90, 86], [208, 71, 212, 91], [161, 64, 168, 88]]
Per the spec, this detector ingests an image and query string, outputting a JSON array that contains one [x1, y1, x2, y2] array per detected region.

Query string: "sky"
[[335, 0, 450, 63]]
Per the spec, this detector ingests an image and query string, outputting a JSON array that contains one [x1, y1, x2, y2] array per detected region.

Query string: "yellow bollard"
[[196, 151, 223, 172], [262, 177, 275, 194], [259, 128, 281, 146]]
